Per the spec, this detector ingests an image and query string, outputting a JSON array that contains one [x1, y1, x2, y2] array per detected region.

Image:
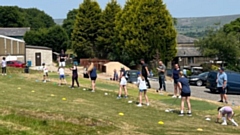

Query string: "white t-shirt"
[[59, 68, 64, 75], [42, 66, 48, 73], [137, 76, 147, 90], [1, 60, 6, 67]]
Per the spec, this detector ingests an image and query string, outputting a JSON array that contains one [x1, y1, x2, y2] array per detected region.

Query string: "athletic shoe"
[[137, 104, 142, 107], [225, 101, 228, 104], [146, 103, 150, 106], [218, 100, 223, 102], [187, 113, 192, 116], [117, 96, 121, 99], [178, 96, 181, 99], [178, 113, 184, 116], [91, 90, 95, 92], [172, 95, 177, 98], [221, 122, 227, 125], [124, 96, 128, 99]]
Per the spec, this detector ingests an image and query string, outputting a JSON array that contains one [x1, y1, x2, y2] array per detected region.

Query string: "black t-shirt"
[[60, 53, 66, 62], [120, 68, 126, 77], [72, 66, 78, 76], [141, 63, 147, 76]]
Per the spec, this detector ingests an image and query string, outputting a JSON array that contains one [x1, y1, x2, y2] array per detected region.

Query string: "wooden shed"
[[103, 62, 130, 75]]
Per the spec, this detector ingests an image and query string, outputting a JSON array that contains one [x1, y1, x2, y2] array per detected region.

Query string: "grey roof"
[[177, 47, 201, 57], [177, 34, 197, 44], [26, 45, 52, 50], [0, 27, 30, 36]]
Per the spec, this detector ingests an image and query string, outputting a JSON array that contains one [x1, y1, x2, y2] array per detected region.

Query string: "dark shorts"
[[139, 89, 147, 92], [60, 75, 65, 79], [91, 77, 97, 81], [174, 79, 178, 84], [218, 87, 226, 94], [181, 92, 191, 97]]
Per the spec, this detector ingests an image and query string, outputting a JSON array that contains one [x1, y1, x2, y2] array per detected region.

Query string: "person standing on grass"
[[216, 106, 238, 126], [59, 49, 66, 67], [217, 67, 228, 104], [172, 63, 181, 98], [113, 69, 118, 81], [140, 59, 151, 89], [42, 63, 48, 83], [89, 65, 97, 92], [156, 60, 166, 93], [136, 72, 149, 107], [1, 57, 7, 75], [178, 71, 192, 116], [70, 63, 80, 89], [117, 67, 128, 99], [58, 66, 67, 86]]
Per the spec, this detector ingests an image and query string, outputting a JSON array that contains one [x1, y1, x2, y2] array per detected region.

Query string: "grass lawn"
[[0, 67, 239, 135]]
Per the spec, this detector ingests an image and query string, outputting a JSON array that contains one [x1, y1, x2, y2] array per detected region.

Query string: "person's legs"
[[144, 90, 149, 105], [161, 75, 166, 91], [158, 76, 162, 90], [173, 83, 177, 98], [144, 75, 151, 88], [179, 97, 185, 116], [91, 80, 95, 92], [218, 87, 224, 102], [228, 112, 238, 126], [137, 91, 143, 107], [3, 67, 6, 74], [186, 96, 192, 114], [124, 85, 128, 97], [71, 76, 74, 87], [223, 88, 228, 103], [118, 85, 122, 98], [75, 76, 80, 87]]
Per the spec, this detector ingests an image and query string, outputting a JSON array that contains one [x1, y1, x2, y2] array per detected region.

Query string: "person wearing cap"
[[136, 71, 149, 107], [216, 67, 228, 103]]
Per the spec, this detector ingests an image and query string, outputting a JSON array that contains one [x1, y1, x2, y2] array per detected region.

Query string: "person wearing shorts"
[[172, 63, 181, 98], [216, 67, 228, 103], [216, 106, 238, 126], [89, 66, 97, 92], [1, 57, 7, 75], [70, 63, 80, 89], [42, 63, 48, 83], [117, 67, 128, 99], [178, 71, 192, 116], [58, 66, 67, 86], [136, 72, 149, 107], [59, 49, 66, 67]]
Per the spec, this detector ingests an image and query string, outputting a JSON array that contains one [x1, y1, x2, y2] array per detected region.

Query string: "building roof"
[[26, 45, 52, 50], [0, 27, 30, 36], [177, 47, 201, 57], [0, 35, 25, 42], [177, 34, 197, 44]]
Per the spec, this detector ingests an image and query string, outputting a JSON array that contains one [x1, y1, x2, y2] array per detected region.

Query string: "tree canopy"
[[71, 0, 102, 58], [62, 9, 78, 40]]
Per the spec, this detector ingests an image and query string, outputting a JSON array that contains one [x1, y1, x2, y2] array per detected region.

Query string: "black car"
[[206, 71, 240, 93], [126, 70, 139, 84], [188, 72, 209, 86]]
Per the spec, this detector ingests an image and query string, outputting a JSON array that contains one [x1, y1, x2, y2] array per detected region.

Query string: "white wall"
[[26, 48, 52, 67]]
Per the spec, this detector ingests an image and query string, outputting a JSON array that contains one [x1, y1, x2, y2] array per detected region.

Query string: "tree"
[[115, 0, 177, 65], [223, 18, 240, 34], [24, 25, 69, 52], [71, 0, 102, 58], [0, 6, 26, 27], [96, 0, 121, 59], [62, 9, 78, 40]]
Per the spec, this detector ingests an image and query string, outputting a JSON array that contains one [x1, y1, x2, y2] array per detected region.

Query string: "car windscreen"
[[199, 72, 207, 77], [129, 72, 138, 77]]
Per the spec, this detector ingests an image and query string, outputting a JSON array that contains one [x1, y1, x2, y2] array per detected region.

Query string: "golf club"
[[165, 97, 179, 112]]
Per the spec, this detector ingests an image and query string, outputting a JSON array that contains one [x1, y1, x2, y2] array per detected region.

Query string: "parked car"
[[125, 70, 139, 84], [206, 71, 240, 93], [166, 69, 173, 77], [188, 72, 209, 86], [6, 60, 26, 68]]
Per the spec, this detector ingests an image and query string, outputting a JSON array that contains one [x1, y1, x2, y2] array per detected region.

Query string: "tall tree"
[[62, 9, 78, 40], [71, 0, 102, 58], [0, 6, 26, 27], [96, 0, 121, 59], [115, 0, 177, 65]]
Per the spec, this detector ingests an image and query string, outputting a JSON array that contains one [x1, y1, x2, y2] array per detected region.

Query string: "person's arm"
[[223, 74, 227, 89], [161, 65, 166, 73], [216, 111, 222, 123], [145, 66, 150, 76], [178, 82, 182, 91]]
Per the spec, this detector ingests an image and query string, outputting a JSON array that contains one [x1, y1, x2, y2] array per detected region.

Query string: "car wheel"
[[210, 89, 216, 93], [196, 80, 203, 86]]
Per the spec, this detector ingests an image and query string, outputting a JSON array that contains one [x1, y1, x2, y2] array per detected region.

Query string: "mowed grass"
[[0, 68, 239, 135]]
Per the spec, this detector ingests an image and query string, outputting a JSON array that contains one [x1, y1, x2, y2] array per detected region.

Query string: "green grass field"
[[0, 67, 239, 135]]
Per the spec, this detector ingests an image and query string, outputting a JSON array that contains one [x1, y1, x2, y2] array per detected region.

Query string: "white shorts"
[[120, 77, 127, 86], [59, 62, 65, 67]]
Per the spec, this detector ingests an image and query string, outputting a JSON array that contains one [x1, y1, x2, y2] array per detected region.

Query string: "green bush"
[[186, 70, 192, 76]]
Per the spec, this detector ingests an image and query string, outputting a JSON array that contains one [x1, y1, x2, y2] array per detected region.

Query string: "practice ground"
[[0, 68, 239, 135]]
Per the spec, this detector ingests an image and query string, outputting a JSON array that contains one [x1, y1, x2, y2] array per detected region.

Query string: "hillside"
[[54, 14, 240, 38]]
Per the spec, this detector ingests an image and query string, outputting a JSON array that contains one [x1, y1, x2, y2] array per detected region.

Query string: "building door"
[[35, 52, 41, 66]]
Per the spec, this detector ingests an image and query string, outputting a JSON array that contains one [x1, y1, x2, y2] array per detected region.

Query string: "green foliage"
[[24, 25, 69, 52], [96, 0, 121, 59], [62, 9, 78, 41], [0, 6, 55, 29], [71, 0, 102, 58], [115, 0, 177, 65], [186, 70, 192, 76]]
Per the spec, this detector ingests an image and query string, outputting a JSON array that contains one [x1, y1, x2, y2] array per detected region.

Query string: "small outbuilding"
[[26, 45, 52, 67], [103, 61, 130, 75]]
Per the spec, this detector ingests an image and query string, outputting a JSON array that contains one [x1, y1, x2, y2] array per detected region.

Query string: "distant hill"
[[54, 14, 240, 38]]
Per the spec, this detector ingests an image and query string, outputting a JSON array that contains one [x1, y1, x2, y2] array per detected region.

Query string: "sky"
[[1, 0, 240, 19]]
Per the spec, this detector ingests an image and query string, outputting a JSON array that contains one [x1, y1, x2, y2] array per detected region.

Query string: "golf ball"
[[104, 93, 108, 95], [165, 109, 170, 112]]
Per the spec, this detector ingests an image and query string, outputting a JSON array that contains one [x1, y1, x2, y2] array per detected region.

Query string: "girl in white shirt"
[[58, 66, 67, 86], [136, 72, 149, 107], [1, 57, 7, 75]]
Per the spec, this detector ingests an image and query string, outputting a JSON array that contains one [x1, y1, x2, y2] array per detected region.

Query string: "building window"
[[188, 57, 194, 64]]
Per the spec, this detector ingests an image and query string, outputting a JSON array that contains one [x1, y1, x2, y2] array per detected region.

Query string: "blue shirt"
[[217, 72, 227, 87], [178, 77, 191, 93], [172, 69, 180, 80], [90, 67, 97, 78]]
